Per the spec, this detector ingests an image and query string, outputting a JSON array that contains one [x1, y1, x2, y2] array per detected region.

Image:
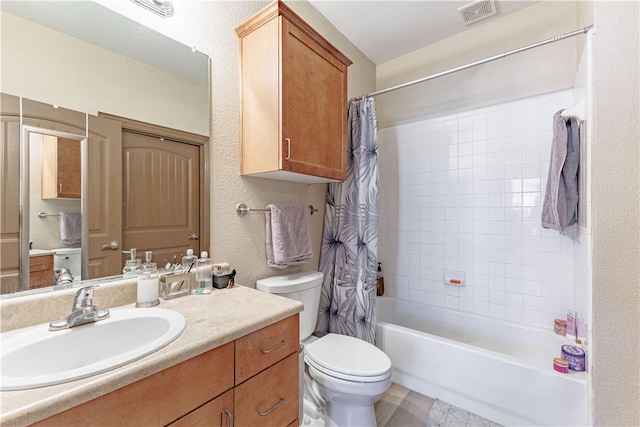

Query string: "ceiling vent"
[[457, 0, 498, 26]]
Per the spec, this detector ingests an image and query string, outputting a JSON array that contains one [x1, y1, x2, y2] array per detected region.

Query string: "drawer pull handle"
[[258, 397, 285, 416], [260, 339, 286, 354], [224, 409, 233, 427]]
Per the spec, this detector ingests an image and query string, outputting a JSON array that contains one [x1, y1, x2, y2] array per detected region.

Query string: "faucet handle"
[[73, 286, 96, 309]]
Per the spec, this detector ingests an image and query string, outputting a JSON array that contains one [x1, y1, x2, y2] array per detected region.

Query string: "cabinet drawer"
[[29, 254, 53, 272], [168, 389, 234, 427], [235, 314, 299, 384], [234, 353, 298, 427]]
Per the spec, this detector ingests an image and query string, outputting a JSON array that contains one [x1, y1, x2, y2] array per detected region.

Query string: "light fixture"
[[130, 0, 174, 18]]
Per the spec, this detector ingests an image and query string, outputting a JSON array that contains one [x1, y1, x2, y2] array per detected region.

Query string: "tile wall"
[[378, 89, 587, 329]]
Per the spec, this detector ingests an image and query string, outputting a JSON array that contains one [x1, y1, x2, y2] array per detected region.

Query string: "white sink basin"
[[1, 308, 186, 391]]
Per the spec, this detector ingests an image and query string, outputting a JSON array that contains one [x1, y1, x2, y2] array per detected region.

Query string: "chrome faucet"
[[49, 286, 110, 331]]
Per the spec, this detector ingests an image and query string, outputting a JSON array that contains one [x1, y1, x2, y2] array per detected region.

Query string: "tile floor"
[[375, 383, 502, 427]]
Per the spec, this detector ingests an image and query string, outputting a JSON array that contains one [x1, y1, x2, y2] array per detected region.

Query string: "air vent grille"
[[457, 0, 498, 26]]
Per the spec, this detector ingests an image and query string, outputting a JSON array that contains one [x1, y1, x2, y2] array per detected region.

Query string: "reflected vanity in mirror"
[[0, 1, 210, 296]]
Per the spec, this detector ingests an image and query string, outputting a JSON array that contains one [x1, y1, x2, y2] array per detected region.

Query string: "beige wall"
[[0, 12, 209, 135], [375, 1, 579, 128], [591, 1, 640, 425], [3, 1, 376, 287], [94, 1, 376, 285]]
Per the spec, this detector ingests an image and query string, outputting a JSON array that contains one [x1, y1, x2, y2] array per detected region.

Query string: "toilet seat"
[[304, 334, 391, 383]]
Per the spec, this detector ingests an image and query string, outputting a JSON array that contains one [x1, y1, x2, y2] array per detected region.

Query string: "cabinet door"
[[168, 390, 234, 427], [56, 137, 81, 198], [41, 135, 81, 199], [235, 353, 299, 427], [281, 17, 347, 181]]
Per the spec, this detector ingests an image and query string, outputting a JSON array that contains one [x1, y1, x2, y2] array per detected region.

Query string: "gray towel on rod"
[[265, 204, 312, 269], [541, 110, 580, 234], [59, 212, 82, 245]]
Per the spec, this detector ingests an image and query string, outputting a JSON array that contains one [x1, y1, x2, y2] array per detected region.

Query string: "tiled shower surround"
[[378, 89, 587, 329]]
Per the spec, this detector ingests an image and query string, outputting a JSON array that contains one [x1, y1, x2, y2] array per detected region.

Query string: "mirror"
[[0, 1, 210, 297]]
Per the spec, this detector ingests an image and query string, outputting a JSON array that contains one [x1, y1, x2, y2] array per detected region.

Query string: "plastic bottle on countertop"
[[196, 251, 212, 290], [181, 248, 198, 273]]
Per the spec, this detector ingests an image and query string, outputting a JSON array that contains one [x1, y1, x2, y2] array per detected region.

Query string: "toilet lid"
[[304, 334, 391, 382]]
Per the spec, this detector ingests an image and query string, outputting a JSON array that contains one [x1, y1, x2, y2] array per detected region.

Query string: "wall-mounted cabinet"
[[41, 135, 81, 199], [236, 0, 352, 184]]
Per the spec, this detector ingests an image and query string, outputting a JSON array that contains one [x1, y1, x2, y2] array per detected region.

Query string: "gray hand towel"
[[265, 204, 312, 269], [59, 212, 82, 245], [541, 110, 580, 234]]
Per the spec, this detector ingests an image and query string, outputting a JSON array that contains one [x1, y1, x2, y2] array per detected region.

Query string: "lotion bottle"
[[196, 251, 212, 290], [136, 251, 159, 307]]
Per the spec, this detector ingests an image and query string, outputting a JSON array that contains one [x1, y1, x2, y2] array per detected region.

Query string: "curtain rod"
[[352, 25, 593, 101]]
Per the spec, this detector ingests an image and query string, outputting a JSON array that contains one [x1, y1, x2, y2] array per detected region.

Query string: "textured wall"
[[591, 1, 640, 425], [206, 1, 376, 287], [102, 1, 376, 286]]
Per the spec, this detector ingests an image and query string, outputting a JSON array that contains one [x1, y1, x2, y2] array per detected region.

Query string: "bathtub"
[[375, 297, 588, 426]]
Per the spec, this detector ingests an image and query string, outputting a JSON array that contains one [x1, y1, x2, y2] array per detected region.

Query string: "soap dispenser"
[[136, 251, 159, 308], [122, 248, 141, 278]]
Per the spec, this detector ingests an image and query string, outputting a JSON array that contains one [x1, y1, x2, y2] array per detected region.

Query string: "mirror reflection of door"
[[87, 114, 123, 279], [122, 131, 200, 268], [0, 94, 20, 294]]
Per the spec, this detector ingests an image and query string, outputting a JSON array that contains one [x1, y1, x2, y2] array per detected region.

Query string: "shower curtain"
[[316, 97, 379, 344]]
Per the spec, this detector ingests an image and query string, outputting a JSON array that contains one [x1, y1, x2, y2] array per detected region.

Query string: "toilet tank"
[[52, 247, 82, 280], [256, 271, 323, 341]]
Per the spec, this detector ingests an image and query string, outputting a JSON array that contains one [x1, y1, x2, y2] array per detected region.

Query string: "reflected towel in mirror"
[[59, 212, 82, 245]]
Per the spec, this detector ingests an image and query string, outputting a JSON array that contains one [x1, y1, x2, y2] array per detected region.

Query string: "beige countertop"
[[0, 285, 303, 426]]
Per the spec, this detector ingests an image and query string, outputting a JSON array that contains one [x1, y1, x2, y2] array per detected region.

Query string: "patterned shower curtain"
[[316, 97, 379, 344]]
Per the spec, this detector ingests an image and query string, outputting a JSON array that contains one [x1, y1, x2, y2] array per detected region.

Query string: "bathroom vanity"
[[0, 285, 302, 426]]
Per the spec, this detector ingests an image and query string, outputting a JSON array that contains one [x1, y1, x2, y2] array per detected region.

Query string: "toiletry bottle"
[[181, 248, 198, 273], [136, 251, 159, 307], [566, 308, 577, 340], [196, 251, 212, 290], [376, 262, 385, 296], [122, 248, 141, 278]]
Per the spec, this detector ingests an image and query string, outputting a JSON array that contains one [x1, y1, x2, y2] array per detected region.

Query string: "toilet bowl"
[[256, 272, 391, 426]]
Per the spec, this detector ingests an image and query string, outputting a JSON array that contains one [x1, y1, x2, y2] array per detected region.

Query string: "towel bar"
[[37, 211, 61, 218], [236, 203, 318, 217]]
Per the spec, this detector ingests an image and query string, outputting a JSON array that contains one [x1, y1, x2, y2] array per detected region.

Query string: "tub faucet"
[[49, 286, 110, 331]]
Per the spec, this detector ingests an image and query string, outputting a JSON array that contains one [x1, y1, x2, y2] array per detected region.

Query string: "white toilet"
[[257, 272, 391, 427], [52, 247, 82, 281]]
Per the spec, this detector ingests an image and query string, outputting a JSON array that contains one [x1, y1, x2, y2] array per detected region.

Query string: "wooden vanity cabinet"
[[41, 135, 81, 199], [236, 0, 352, 183], [33, 314, 300, 427], [29, 254, 54, 289]]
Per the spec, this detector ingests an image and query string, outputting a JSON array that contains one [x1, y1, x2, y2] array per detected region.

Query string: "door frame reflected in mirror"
[[22, 126, 87, 291]]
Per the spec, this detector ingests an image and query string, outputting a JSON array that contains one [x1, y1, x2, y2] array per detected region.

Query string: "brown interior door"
[[122, 131, 200, 267], [88, 114, 123, 279]]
